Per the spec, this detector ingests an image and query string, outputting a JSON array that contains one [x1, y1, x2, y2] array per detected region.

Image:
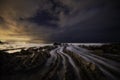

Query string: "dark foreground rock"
[[0, 44, 120, 80]]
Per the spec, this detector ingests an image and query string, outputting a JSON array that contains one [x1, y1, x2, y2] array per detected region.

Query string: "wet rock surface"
[[0, 44, 120, 80]]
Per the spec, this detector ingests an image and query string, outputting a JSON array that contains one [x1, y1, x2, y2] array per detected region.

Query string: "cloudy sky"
[[0, 0, 120, 43]]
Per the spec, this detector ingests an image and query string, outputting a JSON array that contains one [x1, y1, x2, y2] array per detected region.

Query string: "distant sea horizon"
[[0, 43, 108, 50]]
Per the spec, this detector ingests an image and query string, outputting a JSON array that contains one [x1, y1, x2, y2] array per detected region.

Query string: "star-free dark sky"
[[0, 0, 120, 43]]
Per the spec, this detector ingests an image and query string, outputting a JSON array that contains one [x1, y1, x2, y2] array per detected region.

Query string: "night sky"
[[0, 0, 120, 43]]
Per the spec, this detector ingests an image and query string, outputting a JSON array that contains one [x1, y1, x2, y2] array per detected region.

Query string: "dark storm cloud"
[[0, 0, 120, 42], [27, 10, 59, 28], [27, 0, 71, 28], [49, 1, 120, 43]]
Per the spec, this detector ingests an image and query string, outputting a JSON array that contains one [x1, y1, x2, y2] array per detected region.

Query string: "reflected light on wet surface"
[[6, 49, 21, 53]]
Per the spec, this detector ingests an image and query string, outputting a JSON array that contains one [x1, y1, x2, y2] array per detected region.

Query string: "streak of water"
[[58, 47, 81, 80], [66, 45, 120, 80], [56, 50, 67, 80], [72, 45, 120, 71], [74, 45, 120, 66], [68, 45, 118, 67], [45, 48, 58, 66]]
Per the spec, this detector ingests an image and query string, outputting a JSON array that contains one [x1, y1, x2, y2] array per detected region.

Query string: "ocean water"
[[0, 43, 104, 53], [0, 43, 52, 53]]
